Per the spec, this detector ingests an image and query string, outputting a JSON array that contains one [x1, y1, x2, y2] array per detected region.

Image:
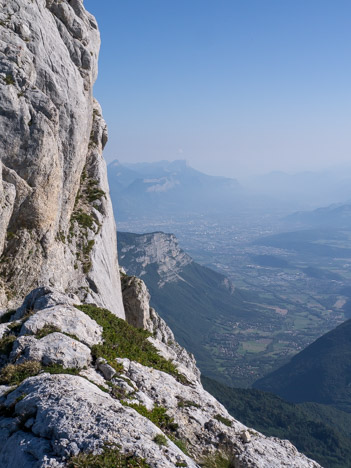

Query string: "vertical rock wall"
[[0, 0, 124, 317]]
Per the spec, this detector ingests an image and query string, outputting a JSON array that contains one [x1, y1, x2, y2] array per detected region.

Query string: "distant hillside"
[[117, 231, 259, 384], [255, 228, 351, 259], [203, 376, 351, 468], [285, 203, 351, 229], [253, 319, 351, 412], [108, 160, 242, 220]]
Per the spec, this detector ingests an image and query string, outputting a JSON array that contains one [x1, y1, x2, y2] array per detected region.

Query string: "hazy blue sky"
[[84, 0, 351, 178]]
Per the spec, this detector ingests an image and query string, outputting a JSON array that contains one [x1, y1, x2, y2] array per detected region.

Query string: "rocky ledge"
[[0, 283, 321, 468]]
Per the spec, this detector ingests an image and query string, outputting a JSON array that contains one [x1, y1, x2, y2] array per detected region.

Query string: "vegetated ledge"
[[0, 303, 189, 389], [76, 304, 190, 384], [0, 288, 322, 468]]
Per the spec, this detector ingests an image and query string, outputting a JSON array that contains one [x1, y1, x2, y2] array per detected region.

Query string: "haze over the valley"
[[85, 0, 350, 179]]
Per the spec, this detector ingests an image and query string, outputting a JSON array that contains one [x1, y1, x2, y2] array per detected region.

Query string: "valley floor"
[[118, 214, 350, 387]]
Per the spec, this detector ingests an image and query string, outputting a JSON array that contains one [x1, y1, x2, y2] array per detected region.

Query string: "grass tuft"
[[35, 325, 61, 339], [0, 335, 16, 357], [200, 451, 237, 468], [0, 361, 42, 385], [214, 414, 232, 427], [68, 445, 149, 468], [126, 403, 178, 433]]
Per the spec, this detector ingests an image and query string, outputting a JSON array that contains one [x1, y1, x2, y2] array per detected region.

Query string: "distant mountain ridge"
[[108, 159, 242, 220], [285, 202, 351, 229]]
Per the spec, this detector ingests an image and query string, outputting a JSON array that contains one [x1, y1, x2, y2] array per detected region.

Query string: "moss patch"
[[76, 304, 189, 384]]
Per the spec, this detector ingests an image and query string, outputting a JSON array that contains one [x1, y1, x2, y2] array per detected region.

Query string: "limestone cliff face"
[[0, 0, 124, 317]]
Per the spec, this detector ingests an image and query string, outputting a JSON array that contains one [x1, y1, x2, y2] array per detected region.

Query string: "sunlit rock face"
[[0, 0, 124, 317]]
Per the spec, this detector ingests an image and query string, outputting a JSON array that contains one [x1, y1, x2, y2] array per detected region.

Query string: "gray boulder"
[[20, 304, 102, 347], [11, 333, 91, 369]]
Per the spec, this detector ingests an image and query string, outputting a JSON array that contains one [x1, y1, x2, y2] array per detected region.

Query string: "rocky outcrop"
[[119, 232, 193, 287], [0, 0, 124, 317], [122, 273, 201, 384], [0, 289, 321, 468]]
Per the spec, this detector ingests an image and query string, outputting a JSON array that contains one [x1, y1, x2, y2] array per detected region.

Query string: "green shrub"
[[86, 184, 106, 203], [68, 446, 149, 468], [214, 414, 232, 427], [153, 434, 168, 446], [76, 304, 189, 383], [177, 399, 200, 409], [71, 211, 95, 230]]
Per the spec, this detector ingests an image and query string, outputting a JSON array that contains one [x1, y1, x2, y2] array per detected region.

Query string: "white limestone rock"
[[0, 374, 197, 467], [79, 367, 108, 390], [122, 275, 152, 329], [95, 357, 116, 381], [0, 289, 322, 467], [13, 287, 80, 320], [10, 333, 91, 369], [118, 359, 321, 468], [19, 304, 103, 347], [0, 324, 10, 340]]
